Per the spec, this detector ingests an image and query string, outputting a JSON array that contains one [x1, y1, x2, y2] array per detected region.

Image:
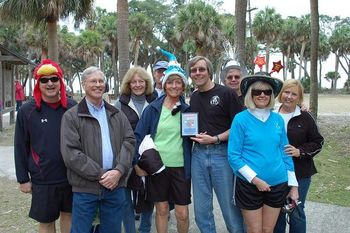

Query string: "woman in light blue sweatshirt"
[[228, 72, 299, 233]]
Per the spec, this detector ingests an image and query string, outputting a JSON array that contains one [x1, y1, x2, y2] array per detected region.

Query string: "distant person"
[[220, 65, 244, 106], [14, 59, 76, 233], [152, 61, 168, 97], [15, 79, 25, 111], [188, 56, 245, 233], [228, 72, 299, 233], [116, 66, 156, 233], [60, 66, 135, 233], [135, 49, 192, 233], [274, 79, 324, 233]]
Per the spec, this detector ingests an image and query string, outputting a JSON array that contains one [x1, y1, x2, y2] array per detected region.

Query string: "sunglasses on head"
[[226, 75, 241, 80], [39, 76, 59, 84], [252, 89, 273, 96]]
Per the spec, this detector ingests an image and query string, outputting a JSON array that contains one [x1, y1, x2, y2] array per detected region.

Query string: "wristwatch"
[[214, 135, 221, 144]]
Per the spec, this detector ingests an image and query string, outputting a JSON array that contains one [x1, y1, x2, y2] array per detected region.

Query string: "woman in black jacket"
[[116, 66, 156, 233], [274, 79, 324, 233]]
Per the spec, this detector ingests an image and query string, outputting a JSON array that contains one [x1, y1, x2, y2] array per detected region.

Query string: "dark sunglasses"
[[39, 76, 59, 83], [226, 75, 241, 80], [190, 67, 207, 74], [252, 89, 272, 96]]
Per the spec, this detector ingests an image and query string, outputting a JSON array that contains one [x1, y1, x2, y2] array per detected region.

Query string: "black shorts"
[[235, 177, 289, 210], [29, 183, 72, 223], [146, 167, 191, 205]]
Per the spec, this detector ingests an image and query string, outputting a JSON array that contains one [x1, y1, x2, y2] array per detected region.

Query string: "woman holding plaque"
[[134, 48, 192, 233]]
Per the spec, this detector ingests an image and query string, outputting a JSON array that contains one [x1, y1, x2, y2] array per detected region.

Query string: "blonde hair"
[[277, 79, 304, 105], [244, 81, 275, 110], [120, 66, 153, 95]]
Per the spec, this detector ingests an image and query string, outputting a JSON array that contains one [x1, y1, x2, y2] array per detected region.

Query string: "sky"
[[93, 0, 348, 88]]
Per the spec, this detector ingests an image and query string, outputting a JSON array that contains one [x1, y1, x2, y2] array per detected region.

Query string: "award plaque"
[[181, 112, 198, 136]]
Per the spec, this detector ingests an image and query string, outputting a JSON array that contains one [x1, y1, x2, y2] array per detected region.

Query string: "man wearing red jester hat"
[[14, 59, 77, 233]]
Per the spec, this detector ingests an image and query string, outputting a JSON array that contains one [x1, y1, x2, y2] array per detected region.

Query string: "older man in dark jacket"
[[61, 66, 135, 233]]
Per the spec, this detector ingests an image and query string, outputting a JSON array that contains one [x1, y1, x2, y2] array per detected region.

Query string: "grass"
[[308, 121, 350, 206]]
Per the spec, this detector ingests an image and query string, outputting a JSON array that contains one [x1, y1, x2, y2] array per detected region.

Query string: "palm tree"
[[0, 0, 93, 62], [295, 15, 311, 79], [96, 12, 118, 93], [176, 0, 224, 57], [234, 0, 247, 73], [117, 0, 130, 96], [309, 0, 319, 118], [252, 7, 283, 72], [129, 12, 154, 66], [329, 24, 350, 92]]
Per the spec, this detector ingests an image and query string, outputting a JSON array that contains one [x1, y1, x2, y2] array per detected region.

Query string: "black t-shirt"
[[190, 84, 243, 136]]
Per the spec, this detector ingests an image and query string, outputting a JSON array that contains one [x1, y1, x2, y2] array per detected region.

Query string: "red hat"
[[33, 59, 67, 109]]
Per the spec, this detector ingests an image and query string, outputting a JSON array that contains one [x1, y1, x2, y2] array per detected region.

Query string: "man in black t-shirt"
[[188, 56, 245, 233]]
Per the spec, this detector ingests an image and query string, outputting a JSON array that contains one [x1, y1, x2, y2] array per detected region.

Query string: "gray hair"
[[220, 65, 241, 84], [81, 66, 105, 83], [244, 81, 275, 110]]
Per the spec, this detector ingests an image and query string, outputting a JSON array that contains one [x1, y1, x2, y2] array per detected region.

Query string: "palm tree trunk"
[[334, 54, 340, 93], [235, 0, 247, 71], [134, 39, 140, 66], [298, 42, 306, 79], [117, 0, 130, 95], [47, 21, 59, 62], [309, 0, 319, 119], [318, 59, 322, 88]]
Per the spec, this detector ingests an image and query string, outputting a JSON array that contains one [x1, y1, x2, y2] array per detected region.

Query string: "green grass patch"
[[308, 124, 350, 206]]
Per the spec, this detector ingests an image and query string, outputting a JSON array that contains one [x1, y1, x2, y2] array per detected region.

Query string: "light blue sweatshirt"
[[228, 109, 295, 186]]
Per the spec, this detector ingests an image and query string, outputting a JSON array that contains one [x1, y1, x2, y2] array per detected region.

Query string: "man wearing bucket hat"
[[228, 72, 299, 233], [188, 56, 245, 233], [14, 59, 77, 233]]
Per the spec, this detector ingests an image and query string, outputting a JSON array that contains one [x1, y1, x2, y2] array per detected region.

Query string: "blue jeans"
[[71, 187, 125, 233], [192, 143, 245, 233], [138, 209, 153, 233], [274, 177, 311, 233], [123, 189, 136, 233]]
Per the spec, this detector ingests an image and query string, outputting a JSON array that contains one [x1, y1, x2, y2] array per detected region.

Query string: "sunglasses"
[[226, 75, 241, 80], [190, 67, 207, 74], [39, 76, 59, 83], [252, 89, 273, 96]]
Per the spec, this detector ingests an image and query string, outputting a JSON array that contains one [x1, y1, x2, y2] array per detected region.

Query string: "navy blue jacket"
[[14, 99, 76, 185], [134, 95, 192, 179]]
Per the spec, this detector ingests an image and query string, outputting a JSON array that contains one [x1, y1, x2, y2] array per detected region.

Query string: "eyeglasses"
[[226, 75, 241, 80], [252, 89, 272, 96], [39, 76, 59, 83], [190, 67, 207, 74]]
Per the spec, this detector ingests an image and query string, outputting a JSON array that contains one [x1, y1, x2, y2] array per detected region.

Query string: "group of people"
[[14, 51, 323, 233]]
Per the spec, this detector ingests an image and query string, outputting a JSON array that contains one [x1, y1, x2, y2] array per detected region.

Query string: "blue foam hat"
[[156, 47, 188, 88]]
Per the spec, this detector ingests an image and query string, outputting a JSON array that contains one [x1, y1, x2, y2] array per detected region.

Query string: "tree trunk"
[[117, 0, 130, 96], [265, 43, 270, 72], [298, 41, 307, 80], [47, 21, 59, 62], [134, 39, 140, 66], [235, 0, 247, 74], [112, 43, 118, 97], [318, 59, 322, 88], [309, 0, 319, 119], [334, 54, 340, 93]]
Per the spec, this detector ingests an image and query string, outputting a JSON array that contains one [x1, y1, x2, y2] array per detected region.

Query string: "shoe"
[[135, 214, 140, 221]]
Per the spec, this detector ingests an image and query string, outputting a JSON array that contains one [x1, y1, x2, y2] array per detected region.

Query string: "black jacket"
[[282, 107, 324, 180], [118, 94, 156, 130]]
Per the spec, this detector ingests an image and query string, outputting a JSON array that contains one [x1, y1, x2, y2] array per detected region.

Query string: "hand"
[[99, 170, 122, 190], [190, 132, 215, 145], [300, 103, 309, 112], [288, 186, 299, 203], [252, 177, 271, 192], [284, 144, 300, 157], [134, 165, 148, 177], [19, 182, 32, 194]]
